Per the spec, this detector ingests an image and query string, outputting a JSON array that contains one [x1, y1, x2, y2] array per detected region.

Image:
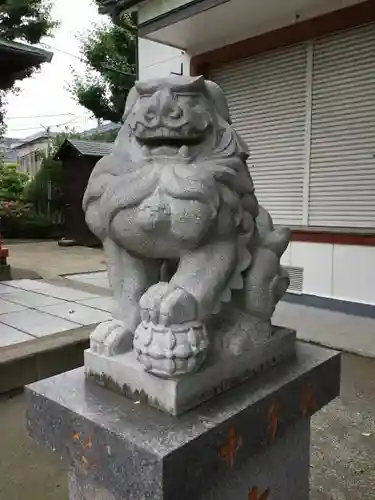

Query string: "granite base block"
[[26, 343, 340, 500], [85, 326, 296, 415]]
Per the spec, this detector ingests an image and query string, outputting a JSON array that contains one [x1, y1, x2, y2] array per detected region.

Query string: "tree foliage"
[[0, 162, 28, 200], [71, 12, 137, 123], [0, 0, 57, 44]]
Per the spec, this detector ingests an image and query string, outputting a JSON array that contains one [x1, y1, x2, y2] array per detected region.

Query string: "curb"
[[0, 326, 91, 394]]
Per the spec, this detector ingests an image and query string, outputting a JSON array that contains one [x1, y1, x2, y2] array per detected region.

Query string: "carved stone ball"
[[133, 321, 209, 378]]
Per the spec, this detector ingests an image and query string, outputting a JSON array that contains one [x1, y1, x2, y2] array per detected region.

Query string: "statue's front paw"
[[159, 287, 198, 326], [139, 282, 170, 323], [90, 319, 134, 357]]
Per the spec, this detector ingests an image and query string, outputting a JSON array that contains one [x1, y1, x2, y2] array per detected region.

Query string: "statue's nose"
[[160, 91, 183, 120], [144, 90, 182, 123]]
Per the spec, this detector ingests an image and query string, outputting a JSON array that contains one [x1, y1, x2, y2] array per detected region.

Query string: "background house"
[[2, 121, 121, 178], [102, 0, 375, 311], [11, 131, 55, 177], [53, 139, 113, 246], [0, 137, 23, 165]]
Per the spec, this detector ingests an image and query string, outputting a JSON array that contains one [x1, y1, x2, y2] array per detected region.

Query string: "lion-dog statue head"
[[83, 75, 260, 258]]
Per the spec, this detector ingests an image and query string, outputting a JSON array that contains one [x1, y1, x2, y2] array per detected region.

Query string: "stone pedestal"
[[26, 343, 340, 500], [85, 326, 296, 415]]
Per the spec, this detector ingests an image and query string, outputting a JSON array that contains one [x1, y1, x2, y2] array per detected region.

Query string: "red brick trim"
[[190, 0, 375, 75], [290, 230, 375, 246]]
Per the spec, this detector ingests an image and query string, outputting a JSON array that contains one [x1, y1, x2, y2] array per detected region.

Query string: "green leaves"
[[71, 12, 137, 122], [0, 0, 58, 44], [0, 162, 28, 201]]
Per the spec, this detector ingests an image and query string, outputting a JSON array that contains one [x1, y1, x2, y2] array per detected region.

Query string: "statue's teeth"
[[179, 146, 189, 157], [142, 145, 151, 157]]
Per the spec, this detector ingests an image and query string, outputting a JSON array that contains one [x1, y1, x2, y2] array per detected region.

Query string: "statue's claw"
[[90, 311, 139, 356], [159, 287, 198, 326], [140, 282, 198, 326], [139, 282, 170, 324]]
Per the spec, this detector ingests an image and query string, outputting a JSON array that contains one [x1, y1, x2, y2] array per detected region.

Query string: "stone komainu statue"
[[83, 76, 290, 377]]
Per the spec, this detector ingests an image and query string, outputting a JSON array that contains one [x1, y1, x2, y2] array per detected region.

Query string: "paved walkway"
[[0, 279, 112, 348], [274, 301, 375, 359], [5, 240, 105, 280]]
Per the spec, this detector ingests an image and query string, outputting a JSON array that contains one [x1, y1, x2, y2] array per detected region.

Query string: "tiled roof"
[[69, 139, 113, 156], [83, 122, 121, 138]]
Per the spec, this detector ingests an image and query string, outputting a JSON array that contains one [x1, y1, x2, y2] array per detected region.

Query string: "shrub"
[[0, 200, 63, 239]]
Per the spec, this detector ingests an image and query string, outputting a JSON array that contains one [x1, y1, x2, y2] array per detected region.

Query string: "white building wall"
[[16, 139, 49, 177], [281, 241, 375, 306], [138, 39, 191, 80]]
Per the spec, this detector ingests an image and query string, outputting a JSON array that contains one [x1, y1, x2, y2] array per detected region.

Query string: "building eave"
[[0, 39, 53, 89]]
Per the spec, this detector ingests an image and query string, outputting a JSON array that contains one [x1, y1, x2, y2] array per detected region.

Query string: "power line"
[[39, 42, 136, 78], [7, 112, 91, 133], [39, 43, 82, 62], [7, 113, 75, 120]]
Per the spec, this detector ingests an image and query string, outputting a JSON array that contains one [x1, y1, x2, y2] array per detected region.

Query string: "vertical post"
[[0, 218, 9, 267], [302, 41, 313, 226]]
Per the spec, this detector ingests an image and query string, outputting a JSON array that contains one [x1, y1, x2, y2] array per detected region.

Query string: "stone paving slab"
[[40, 302, 112, 326], [0, 279, 109, 349], [0, 325, 34, 347], [0, 276, 112, 393], [77, 296, 114, 312], [1, 289, 64, 308], [7, 279, 102, 301], [0, 309, 80, 338], [64, 271, 110, 289], [0, 298, 27, 314]]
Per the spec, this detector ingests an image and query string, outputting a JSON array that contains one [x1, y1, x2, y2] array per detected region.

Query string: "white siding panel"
[[211, 45, 307, 225], [309, 24, 375, 228]]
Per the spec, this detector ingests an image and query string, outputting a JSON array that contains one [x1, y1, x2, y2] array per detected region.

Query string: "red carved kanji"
[[300, 384, 316, 417], [219, 423, 242, 468], [266, 401, 281, 443], [248, 486, 270, 500]]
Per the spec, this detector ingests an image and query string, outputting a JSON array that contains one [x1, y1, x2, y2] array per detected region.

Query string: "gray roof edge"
[[0, 39, 53, 63], [53, 138, 113, 159]]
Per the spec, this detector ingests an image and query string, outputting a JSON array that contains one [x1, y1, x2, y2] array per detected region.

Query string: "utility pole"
[[40, 124, 52, 219]]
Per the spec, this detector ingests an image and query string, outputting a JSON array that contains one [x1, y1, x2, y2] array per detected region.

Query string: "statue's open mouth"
[[133, 124, 207, 151], [138, 136, 203, 148]]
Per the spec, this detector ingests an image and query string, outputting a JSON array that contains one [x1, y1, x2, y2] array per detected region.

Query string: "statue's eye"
[[176, 93, 201, 107]]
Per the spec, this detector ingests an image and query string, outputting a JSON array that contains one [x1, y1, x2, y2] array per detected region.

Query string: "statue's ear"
[[122, 85, 139, 122], [204, 80, 232, 124]]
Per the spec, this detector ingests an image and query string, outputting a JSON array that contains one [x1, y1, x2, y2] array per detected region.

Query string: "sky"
[[5, 0, 109, 139]]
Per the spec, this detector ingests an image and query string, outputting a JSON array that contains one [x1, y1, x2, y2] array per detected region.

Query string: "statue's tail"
[[243, 206, 291, 320]]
